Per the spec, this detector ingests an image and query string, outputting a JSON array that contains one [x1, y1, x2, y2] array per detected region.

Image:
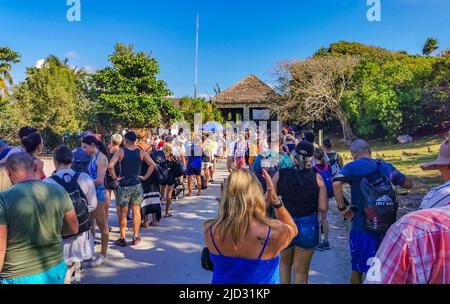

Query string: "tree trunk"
[[336, 111, 355, 145]]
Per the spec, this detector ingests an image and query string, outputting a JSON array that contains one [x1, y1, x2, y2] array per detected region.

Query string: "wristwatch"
[[272, 196, 284, 209], [338, 205, 347, 212]]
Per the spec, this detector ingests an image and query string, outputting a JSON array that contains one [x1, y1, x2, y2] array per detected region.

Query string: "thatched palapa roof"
[[212, 75, 277, 105]]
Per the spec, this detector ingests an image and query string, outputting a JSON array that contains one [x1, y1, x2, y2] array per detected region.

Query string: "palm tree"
[[422, 37, 439, 56], [0, 47, 20, 98]]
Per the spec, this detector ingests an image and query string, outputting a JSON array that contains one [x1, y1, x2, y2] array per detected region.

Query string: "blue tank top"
[[88, 151, 100, 180], [209, 226, 280, 284]]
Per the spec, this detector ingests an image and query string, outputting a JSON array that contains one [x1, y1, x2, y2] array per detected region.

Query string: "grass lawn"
[[334, 135, 446, 213]]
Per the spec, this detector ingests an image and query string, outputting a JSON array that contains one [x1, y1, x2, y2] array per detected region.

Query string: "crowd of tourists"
[[1, 125, 449, 284], [203, 128, 450, 285]]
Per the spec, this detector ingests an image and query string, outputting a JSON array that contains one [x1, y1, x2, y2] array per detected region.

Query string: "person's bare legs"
[[160, 185, 167, 205], [65, 263, 75, 284], [280, 248, 294, 284], [351, 271, 363, 284], [118, 204, 128, 239], [152, 213, 157, 225], [203, 167, 210, 185], [321, 211, 329, 243], [132, 204, 141, 237], [93, 204, 109, 257], [187, 175, 193, 196], [195, 175, 202, 196], [292, 247, 315, 284], [105, 190, 112, 230], [89, 214, 96, 240], [165, 185, 174, 217]]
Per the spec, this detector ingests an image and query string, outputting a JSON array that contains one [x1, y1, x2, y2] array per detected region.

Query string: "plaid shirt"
[[365, 205, 450, 284]]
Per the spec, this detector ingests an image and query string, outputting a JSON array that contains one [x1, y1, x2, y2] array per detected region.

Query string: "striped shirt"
[[420, 181, 450, 210], [364, 205, 450, 284]]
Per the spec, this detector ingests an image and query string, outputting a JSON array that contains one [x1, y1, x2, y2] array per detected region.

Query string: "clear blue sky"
[[1, 0, 449, 98]]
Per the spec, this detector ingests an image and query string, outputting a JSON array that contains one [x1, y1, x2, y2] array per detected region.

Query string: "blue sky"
[[1, 0, 449, 98]]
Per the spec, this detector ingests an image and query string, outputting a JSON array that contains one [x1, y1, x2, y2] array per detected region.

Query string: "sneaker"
[[115, 238, 127, 247], [315, 243, 325, 251], [131, 236, 141, 246], [322, 240, 330, 250], [89, 255, 107, 268]]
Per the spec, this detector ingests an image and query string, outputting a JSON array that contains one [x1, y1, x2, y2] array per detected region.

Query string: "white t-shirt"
[[44, 168, 98, 212]]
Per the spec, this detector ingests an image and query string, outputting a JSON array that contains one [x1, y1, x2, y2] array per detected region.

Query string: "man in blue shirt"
[[333, 139, 413, 284], [0, 140, 12, 161]]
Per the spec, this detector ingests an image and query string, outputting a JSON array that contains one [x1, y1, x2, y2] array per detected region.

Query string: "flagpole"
[[194, 14, 199, 99]]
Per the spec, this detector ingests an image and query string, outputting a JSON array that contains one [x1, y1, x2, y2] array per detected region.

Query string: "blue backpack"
[[314, 164, 334, 198]]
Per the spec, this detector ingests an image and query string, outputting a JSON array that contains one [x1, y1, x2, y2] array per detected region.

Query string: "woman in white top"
[[44, 146, 98, 283]]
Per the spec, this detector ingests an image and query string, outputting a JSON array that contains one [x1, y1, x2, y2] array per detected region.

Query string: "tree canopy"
[[89, 43, 181, 132]]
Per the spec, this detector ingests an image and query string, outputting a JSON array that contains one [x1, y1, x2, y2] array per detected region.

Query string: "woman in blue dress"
[[203, 169, 298, 284]]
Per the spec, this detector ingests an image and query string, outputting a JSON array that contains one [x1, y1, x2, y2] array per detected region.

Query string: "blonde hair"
[[163, 143, 173, 155], [0, 164, 12, 192], [205, 169, 283, 248], [111, 134, 123, 146]]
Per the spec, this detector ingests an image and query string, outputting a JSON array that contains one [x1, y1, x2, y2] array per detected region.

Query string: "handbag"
[[201, 247, 214, 271]]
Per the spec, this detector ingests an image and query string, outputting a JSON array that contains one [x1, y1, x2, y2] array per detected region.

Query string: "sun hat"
[[422, 138, 450, 170]]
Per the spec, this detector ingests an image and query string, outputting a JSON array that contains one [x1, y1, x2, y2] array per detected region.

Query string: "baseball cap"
[[295, 141, 314, 157], [18, 126, 37, 139], [124, 131, 138, 142], [421, 139, 450, 170]]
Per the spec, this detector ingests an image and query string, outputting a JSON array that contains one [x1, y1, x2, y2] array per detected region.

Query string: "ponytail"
[[82, 136, 110, 159], [21, 133, 42, 153]]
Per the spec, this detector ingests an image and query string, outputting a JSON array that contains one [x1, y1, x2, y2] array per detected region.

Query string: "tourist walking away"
[[105, 134, 122, 231], [204, 169, 298, 284], [226, 133, 237, 173], [0, 126, 37, 163], [202, 135, 214, 185], [21, 132, 46, 180], [420, 134, 450, 209], [82, 136, 110, 267], [323, 138, 344, 178], [141, 144, 162, 228], [233, 134, 248, 170], [186, 136, 203, 196], [72, 131, 94, 175], [274, 142, 328, 284], [0, 153, 79, 284], [313, 148, 333, 251], [45, 146, 98, 283], [160, 143, 182, 218], [333, 139, 413, 284], [108, 131, 156, 247], [365, 205, 450, 284]]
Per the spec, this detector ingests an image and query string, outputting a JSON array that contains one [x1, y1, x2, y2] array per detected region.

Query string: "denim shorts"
[[1, 261, 67, 284], [95, 185, 107, 203], [287, 213, 320, 249]]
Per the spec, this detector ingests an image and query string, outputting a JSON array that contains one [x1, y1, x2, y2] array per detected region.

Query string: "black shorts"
[[105, 177, 118, 191]]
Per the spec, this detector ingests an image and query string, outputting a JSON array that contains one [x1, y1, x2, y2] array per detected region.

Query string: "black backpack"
[[360, 161, 398, 233], [51, 172, 91, 238]]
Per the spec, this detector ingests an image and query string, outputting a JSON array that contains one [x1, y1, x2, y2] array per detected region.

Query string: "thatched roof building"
[[211, 75, 278, 122]]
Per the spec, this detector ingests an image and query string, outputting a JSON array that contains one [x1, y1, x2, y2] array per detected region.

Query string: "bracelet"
[[272, 196, 284, 209], [338, 205, 347, 212]]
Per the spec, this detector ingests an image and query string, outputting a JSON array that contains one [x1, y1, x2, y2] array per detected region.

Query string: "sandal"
[[164, 213, 173, 218], [141, 223, 149, 228]]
